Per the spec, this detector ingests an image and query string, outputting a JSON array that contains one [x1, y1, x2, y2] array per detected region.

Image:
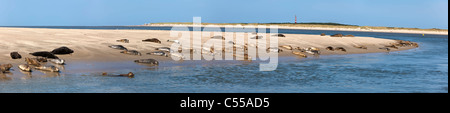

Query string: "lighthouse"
[[295, 15, 297, 24]]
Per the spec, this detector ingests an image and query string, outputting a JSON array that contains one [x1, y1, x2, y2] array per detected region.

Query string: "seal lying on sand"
[[29, 51, 59, 59], [292, 51, 307, 58], [267, 47, 283, 53], [155, 47, 171, 52], [331, 34, 344, 37], [116, 39, 129, 43], [109, 45, 128, 50], [102, 72, 135, 78], [33, 57, 48, 62], [49, 59, 65, 65], [250, 36, 263, 39], [320, 33, 326, 36], [0, 64, 13, 73], [272, 34, 286, 37], [305, 47, 321, 55], [353, 45, 368, 49], [326, 46, 334, 51], [18, 64, 32, 72], [120, 50, 142, 56], [344, 35, 355, 37], [279, 45, 293, 50], [167, 40, 180, 44], [385, 45, 399, 49], [25, 58, 41, 66], [10, 52, 22, 59], [143, 38, 162, 44], [211, 36, 225, 40], [147, 51, 169, 57], [35, 66, 60, 72], [51, 46, 74, 55], [335, 47, 347, 52], [379, 47, 391, 52]]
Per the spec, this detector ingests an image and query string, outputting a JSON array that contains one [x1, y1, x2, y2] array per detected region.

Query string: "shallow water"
[[0, 26, 448, 93]]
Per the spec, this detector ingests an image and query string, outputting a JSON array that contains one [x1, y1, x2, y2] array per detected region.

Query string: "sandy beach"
[[0, 27, 416, 67], [145, 24, 449, 35]]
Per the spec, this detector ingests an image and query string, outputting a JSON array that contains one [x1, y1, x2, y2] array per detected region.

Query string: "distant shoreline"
[[139, 23, 448, 35]]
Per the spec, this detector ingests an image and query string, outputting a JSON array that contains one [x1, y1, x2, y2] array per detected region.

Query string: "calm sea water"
[[0, 26, 448, 93]]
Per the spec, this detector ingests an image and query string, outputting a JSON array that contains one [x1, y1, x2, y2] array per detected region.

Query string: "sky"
[[0, 0, 448, 29]]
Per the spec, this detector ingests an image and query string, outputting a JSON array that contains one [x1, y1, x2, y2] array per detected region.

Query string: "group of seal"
[[325, 46, 347, 52]]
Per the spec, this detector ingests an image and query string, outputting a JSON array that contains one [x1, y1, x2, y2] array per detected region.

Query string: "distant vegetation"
[[145, 22, 448, 32]]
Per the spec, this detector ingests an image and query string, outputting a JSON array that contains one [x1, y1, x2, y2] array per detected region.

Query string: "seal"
[[49, 59, 65, 65], [10, 52, 22, 59], [379, 47, 391, 52], [305, 47, 320, 55], [25, 58, 41, 66], [353, 45, 368, 49], [134, 59, 159, 65], [335, 47, 347, 52], [143, 38, 162, 44], [29, 51, 59, 59], [279, 45, 293, 50], [18, 64, 32, 72], [116, 39, 129, 43], [0, 64, 13, 73], [102, 72, 135, 78], [344, 35, 355, 37], [292, 51, 307, 58], [267, 47, 283, 53], [211, 36, 225, 40], [250, 36, 263, 39], [272, 34, 286, 37], [109, 45, 128, 50], [330, 34, 344, 37], [51, 46, 74, 55], [34, 66, 60, 72], [167, 40, 180, 44], [320, 33, 326, 36], [120, 50, 142, 56], [155, 47, 171, 52], [326, 46, 334, 51], [147, 51, 169, 57], [33, 57, 48, 62], [385, 45, 399, 49]]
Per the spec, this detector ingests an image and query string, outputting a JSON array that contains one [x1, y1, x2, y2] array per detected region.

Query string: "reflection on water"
[[0, 27, 448, 93]]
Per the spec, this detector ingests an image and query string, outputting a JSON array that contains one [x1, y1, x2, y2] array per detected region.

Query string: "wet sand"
[[0, 27, 415, 70]]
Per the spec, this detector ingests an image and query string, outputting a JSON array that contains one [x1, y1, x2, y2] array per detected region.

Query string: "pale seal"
[[18, 64, 32, 72], [34, 66, 60, 72], [109, 45, 128, 50], [147, 51, 169, 57]]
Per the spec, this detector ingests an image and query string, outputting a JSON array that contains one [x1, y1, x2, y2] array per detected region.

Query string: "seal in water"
[[0, 64, 13, 73], [25, 58, 41, 66], [143, 38, 162, 44], [29, 51, 59, 59], [116, 39, 129, 43], [326, 46, 334, 51], [10, 52, 22, 59], [147, 51, 169, 57], [134, 59, 159, 65], [51, 46, 74, 55], [292, 51, 307, 58], [102, 72, 135, 78], [272, 34, 286, 37], [120, 50, 142, 56], [35, 66, 60, 72], [49, 59, 65, 65], [155, 47, 171, 52], [18, 64, 32, 72], [335, 47, 347, 52], [109, 45, 128, 50]]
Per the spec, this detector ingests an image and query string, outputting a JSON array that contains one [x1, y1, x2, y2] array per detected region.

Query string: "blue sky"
[[0, 0, 448, 29]]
